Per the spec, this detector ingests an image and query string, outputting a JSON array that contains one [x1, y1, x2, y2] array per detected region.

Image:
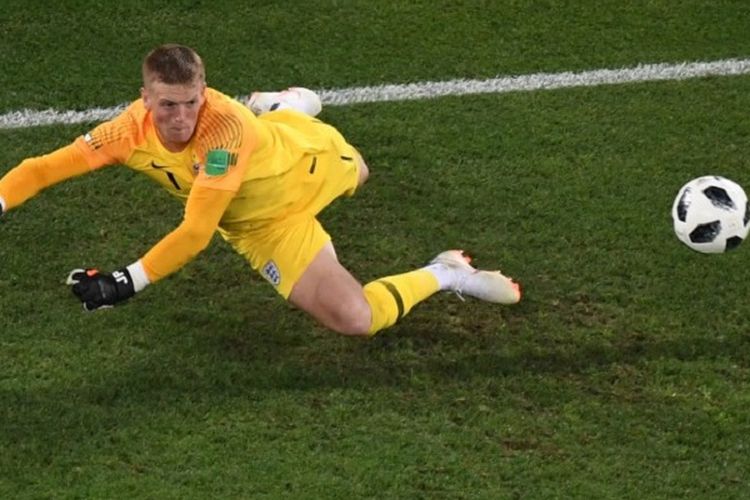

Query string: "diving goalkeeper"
[[0, 44, 521, 336]]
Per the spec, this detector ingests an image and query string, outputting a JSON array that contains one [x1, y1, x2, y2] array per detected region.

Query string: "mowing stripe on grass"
[[1, 58, 749, 130]]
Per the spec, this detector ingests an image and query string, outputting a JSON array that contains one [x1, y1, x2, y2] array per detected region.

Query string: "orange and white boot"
[[426, 250, 521, 304]]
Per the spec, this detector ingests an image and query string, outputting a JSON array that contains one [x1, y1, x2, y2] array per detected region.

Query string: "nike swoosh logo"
[[151, 161, 169, 169]]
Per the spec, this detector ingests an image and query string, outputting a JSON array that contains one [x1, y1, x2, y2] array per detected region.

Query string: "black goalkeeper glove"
[[66, 267, 136, 311]]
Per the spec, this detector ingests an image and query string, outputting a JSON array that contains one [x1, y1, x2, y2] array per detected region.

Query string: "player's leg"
[[288, 241, 522, 336], [233, 213, 437, 336], [287, 243, 371, 335], [229, 211, 520, 336], [288, 241, 442, 336]]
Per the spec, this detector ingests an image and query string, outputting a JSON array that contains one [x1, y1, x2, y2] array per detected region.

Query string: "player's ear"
[[198, 81, 207, 104], [141, 86, 151, 109]]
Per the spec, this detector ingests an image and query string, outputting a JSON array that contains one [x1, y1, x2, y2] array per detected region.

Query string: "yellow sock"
[[363, 269, 440, 335]]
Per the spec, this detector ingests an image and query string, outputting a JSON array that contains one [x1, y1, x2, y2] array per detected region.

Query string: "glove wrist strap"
[[111, 268, 136, 300], [126, 260, 150, 293]]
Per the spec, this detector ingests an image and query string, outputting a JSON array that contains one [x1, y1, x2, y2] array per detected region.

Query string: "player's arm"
[[0, 108, 137, 215], [67, 184, 235, 311], [68, 98, 255, 311], [0, 144, 91, 213], [140, 184, 235, 281]]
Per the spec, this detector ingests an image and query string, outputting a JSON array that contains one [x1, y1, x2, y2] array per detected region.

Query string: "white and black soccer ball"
[[672, 175, 750, 254]]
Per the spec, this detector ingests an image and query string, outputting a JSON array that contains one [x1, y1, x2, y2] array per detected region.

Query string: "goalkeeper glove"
[[66, 268, 136, 311]]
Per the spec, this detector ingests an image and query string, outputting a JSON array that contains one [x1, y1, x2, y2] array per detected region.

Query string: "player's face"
[[142, 78, 206, 152]]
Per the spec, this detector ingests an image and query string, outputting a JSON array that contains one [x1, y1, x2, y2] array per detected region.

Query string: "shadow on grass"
[[2, 291, 748, 477]]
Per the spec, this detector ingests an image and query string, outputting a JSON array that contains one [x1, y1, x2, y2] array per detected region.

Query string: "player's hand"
[[66, 268, 136, 311]]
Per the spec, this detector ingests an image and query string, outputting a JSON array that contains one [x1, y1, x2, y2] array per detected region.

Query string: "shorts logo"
[[261, 260, 281, 287]]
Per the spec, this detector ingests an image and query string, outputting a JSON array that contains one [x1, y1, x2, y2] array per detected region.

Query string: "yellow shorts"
[[222, 128, 362, 298]]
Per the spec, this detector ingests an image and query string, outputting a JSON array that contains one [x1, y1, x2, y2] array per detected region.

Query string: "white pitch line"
[[1, 58, 749, 130]]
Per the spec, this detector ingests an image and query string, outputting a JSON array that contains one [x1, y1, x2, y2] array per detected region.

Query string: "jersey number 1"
[[165, 172, 181, 190]]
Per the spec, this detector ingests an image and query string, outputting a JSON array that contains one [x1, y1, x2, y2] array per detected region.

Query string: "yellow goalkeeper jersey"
[[74, 87, 340, 232], [0, 87, 359, 284]]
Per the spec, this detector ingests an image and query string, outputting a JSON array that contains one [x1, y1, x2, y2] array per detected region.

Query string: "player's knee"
[[330, 297, 372, 336]]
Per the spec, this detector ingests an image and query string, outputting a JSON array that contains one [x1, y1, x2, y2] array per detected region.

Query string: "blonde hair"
[[142, 44, 205, 85]]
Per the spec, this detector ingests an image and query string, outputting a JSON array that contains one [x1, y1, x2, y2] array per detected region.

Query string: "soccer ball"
[[672, 175, 750, 253]]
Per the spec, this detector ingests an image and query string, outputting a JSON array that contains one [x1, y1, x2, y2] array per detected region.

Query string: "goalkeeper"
[[0, 44, 520, 336]]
